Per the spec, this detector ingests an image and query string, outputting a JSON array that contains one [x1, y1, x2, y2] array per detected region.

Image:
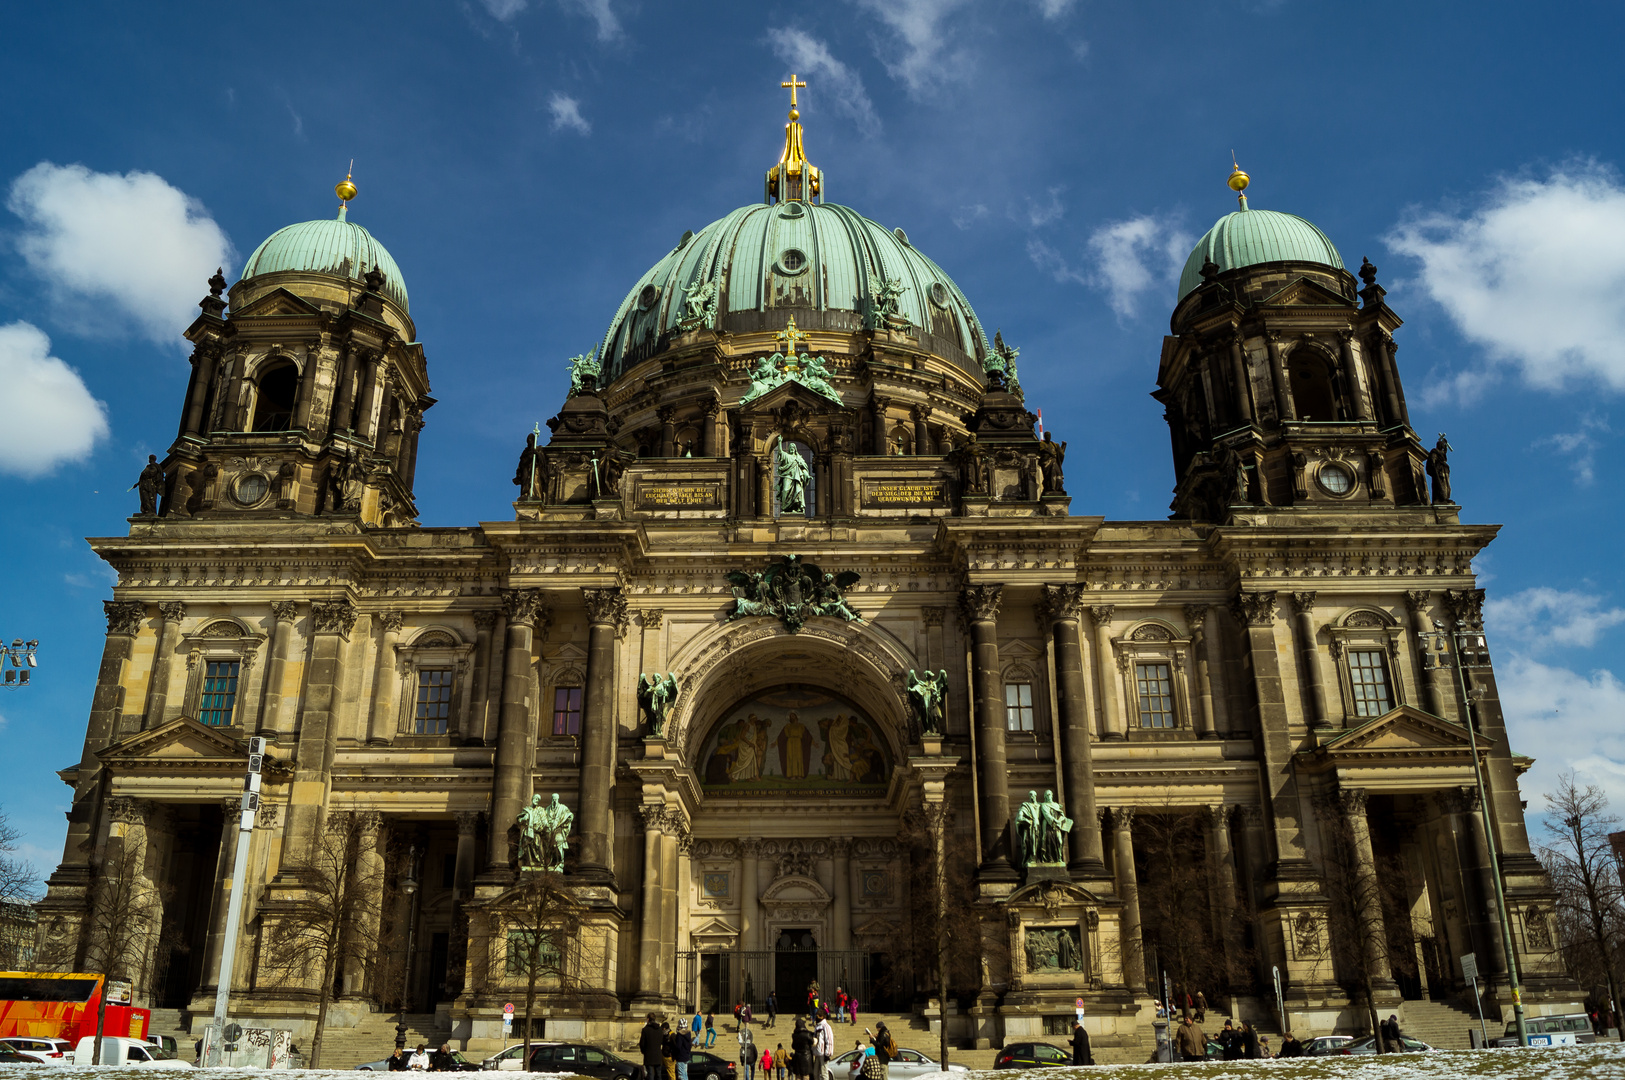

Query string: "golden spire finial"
[[1228, 152, 1250, 210], [782, 73, 806, 118], [335, 160, 357, 219], [766, 76, 821, 204]]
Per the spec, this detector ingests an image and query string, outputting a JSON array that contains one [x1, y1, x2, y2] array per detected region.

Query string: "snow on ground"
[[4, 1045, 1625, 1078]]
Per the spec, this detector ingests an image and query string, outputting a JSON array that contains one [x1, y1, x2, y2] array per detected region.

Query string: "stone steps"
[[314, 1012, 444, 1070], [1396, 1000, 1482, 1050]]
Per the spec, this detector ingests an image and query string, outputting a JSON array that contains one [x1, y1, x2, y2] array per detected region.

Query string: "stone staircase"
[[1397, 1000, 1482, 1050], [146, 1008, 193, 1055], [313, 1012, 445, 1071]]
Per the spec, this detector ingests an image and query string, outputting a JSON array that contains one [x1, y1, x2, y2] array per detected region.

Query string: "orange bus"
[[0, 972, 150, 1043]]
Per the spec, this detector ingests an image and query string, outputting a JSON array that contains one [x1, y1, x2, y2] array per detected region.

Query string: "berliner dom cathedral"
[[35, 82, 1578, 1060]]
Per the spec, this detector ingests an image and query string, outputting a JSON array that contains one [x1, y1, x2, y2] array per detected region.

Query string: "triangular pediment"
[[230, 286, 324, 319], [1258, 276, 1356, 310], [738, 377, 845, 414], [852, 916, 900, 938], [101, 715, 250, 763], [691, 917, 740, 938], [1323, 705, 1477, 753]]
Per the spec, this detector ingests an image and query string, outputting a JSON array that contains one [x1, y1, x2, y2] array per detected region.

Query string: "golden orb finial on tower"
[[335, 161, 357, 219], [766, 75, 822, 204], [1228, 153, 1250, 210]]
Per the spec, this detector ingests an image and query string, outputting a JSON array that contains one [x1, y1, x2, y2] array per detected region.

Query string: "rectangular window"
[[1005, 683, 1035, 732], [1135, 662, 1175, 728], [199, 660, 240, 726], [552, 686, 583, 736], [415, 669, 454, 734], [1348, 650, 1393, 717]]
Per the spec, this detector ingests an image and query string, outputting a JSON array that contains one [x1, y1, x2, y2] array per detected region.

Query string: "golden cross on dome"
[[781, 73, 806, 111], [776, 316, 810, 356]]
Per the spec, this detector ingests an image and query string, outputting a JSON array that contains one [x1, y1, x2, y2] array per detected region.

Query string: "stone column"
[[199, 796, 242, 995], [368, 611, 404, 744], [452, 811, 479, 901], [358, 358, 387, 443], [182, 350, 220, 437], [1207, 806, 1238, 973], [1291, 592, 1331, 728], [469, 611, 499, 745], [142, 602, 186, 729], [635, 806, 668, 1005], [1338, 331, 1374, 421], [259, 602, 299, 739], [1338, 788, 1394, 985], [831, 838, 853, 951], [332, 347, 361, 433], [702, 401, 720, 457], [912, 406, 930, 456], [488, 589, 545, 872], [962, 585, 1014, 878], [740, 839, 761, 952], [402, 407, 424, 491], [292, 350, 321, 433], [661, 827, 680, 999], [345, 811, 387, 996], [1457, 787, 1509, 977], [1112, 808, 1146, 992], [1185, 606, 1218, 739], [1233, 591, 1311, 872], [1228, 334, 1254, 424], [1265, 332, 1295, 421], [1042, 585, 1105, 877], [758, 455, 773, 516], [1404, 591, 1449, 717], [869, 395, 890, 455], [280, 598, 356, 870], [659, 407, 678, 457], [578, 587, 627, 884], [1089, 606, 1125, 740], [1378, 333, 1408, 426]]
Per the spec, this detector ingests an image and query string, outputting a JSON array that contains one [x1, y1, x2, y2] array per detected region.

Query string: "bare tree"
[[1134, 811, 1234, 1006], [262, 813, 386, 1069], [496, 869, 592, 1065], [0, 803, 40, 905], [1538, 773, 1624, 1037]]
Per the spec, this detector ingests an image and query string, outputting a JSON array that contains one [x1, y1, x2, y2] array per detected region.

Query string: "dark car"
[[993, 1042, 1071, 1069], [527, 1042, 638, 1079], [687, 1050, 739, 1080], [0, 1049, 43, 1065]]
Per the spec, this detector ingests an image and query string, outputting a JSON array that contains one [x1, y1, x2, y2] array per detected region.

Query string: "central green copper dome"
[[1177, 207, 1344, 300], [241, 213, 410, 311], [598, 201, 990, 379]]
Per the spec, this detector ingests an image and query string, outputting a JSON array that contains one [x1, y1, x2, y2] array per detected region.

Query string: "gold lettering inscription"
[[868, 483, 945, 505], [640, 485, 718, 507]]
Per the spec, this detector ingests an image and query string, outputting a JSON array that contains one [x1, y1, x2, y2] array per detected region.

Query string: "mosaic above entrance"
[[700, 686, 890, 795]]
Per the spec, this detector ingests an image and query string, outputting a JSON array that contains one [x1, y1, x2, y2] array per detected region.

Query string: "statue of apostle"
[[1015, 790, 1044, 867], [135, 455, 164, 515], [1037, 789, 1072, 863], [517, 793, 573, 871], [775, 439, 811, 515]]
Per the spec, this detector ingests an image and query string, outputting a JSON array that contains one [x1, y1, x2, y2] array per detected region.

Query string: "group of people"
[[717, 996, 895, 1080], [640, 1016, 695, 1080], [382, 1043, 460, 1070]]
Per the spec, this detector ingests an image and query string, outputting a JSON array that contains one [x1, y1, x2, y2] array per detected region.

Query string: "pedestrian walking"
[[815, 1012, 835, 1080], [847, 997, 858, 1026], [761, 1047, 773, 1078], [674, 1022, 693, 1080], [792, 1019, 814, 1080], [1174, 1016, 1206, 1062], [868, 1023, 897, 1080], [640, 1014, 665, 1080], [1240, 1022, 1260, 1060], [1194, 991, 1206, 1024], [1070, 1021, 1093, 1066], [663, 1021, 678, 1080], [767, 991, 778, 1030], [776, 1044, 788, 1080], [705, 1014, 716, 1048], [1379, 1014, 1402, 1052], [1218, 1021, 1240, 1061], [693, 1011, 704, 1041], [741, 1040, 758, 1080]]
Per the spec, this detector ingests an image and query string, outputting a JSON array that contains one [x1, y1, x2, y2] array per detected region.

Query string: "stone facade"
[[36, 152, 1581, 1053]]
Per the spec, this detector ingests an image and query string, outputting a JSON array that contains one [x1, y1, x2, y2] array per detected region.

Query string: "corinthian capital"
[[960, 584, 1003, 624], [1088, 604, 1115, 630], [104, 601, 146, 637], [501, 588, 545, 627], [311, 598, 358, 636], [1291, 591, 1317, 616], [1040, 584, 1087, 625], [1233, 592, 1277, 628], [582, 587, 629, 632], [157, 601, 187, 623]]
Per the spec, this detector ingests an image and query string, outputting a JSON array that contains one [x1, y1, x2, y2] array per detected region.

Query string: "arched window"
[[1288, 349, 1339, 421], [252, 361, 299, 432]]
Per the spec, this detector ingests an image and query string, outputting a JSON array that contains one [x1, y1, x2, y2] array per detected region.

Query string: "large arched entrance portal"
[[669, 625, 919, 1015]]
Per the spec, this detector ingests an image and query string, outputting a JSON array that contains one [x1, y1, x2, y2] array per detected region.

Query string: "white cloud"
[[851, 0, 974, 97], [1486, 586, 1625, 651], [1026, 237, 1085, 286], [7, 162, 234, 347], [952, 203, 989, 230], [0, 322, 110, 477], [548, 93, 591, 135], [480, 0, 527, 19], [1533, 413, 1609, 484], [1497, 654, 1625, 813], [561, 0, 620, 41], [767, 28, 882, 138], [1083, 214, 1192, 319], [1387, 162, 1625, 393], [1026, 187, 1065, 227], [1035, 0, 1075, 16]]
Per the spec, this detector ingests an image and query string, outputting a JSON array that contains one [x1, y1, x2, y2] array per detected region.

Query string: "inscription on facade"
[[861, 480, 949, 508], [637, 482, 722, 509]]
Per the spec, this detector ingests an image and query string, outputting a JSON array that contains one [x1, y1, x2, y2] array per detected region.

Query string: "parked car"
[[1338, 1036, 1435, 1054], [360, 1050, 481, 1071], [1301, 1036, 1354, 1056], [71, 1036, 192, 1068], [527, 1042, 638, 1079], [482, 1043, 531, 1071], [687, 1049, 739, 1080], [0, 1037, 72, 1064], [0, 1049, 43, 1065], [1489, 1013, 1596, 1048], [829, 1048, 968, 1080], [147, 1035, 180, 1058], [992, 1042, 1072, 1069]]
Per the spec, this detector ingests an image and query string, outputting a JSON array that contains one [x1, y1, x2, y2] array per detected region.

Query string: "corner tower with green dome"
[[164, 171, 432, 524], [1154, 163, 1432, 522]]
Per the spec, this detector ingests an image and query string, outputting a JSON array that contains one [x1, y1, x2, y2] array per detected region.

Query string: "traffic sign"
[[504, 1002, 516, 1014], [1460, 953, 1478, 981]]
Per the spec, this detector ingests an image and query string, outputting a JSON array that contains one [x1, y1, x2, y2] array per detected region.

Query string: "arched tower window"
[[1288, 348, 1339, 422], [252, 361, 299, 432]]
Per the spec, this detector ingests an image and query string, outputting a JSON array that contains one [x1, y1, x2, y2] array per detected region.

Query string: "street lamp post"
[[397, 848, 419, 1051], [1419, 618, 1529, 1047], [2, 639, 39, 687]]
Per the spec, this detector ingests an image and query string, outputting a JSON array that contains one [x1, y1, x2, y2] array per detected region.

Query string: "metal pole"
[[1447, 629, 1528, 1047], [1470, 976, 1487, 1046], [210, 738, 264, 1065]]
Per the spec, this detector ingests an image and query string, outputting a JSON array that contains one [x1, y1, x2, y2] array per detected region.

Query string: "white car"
[[482, 1043, 533, 1071], [828, 1048, 968, 1080], [1, 1036, 73, 1064], [72, 1035, 192, 1068]]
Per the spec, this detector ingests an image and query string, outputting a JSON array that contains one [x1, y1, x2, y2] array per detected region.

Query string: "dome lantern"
[[765, 74, 822, 205]]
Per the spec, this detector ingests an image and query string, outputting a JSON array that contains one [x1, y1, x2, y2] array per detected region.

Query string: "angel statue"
[[681, 278, 718, 328], [725, 569, 772, 619], [906, 669, 949, 736], [567, 347, 602, 396], [813, 571, 863, 622], [637, 672, 680, 738]]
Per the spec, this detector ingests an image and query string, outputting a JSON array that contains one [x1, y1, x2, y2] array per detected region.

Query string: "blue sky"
[[3, 1, 1624, 879]]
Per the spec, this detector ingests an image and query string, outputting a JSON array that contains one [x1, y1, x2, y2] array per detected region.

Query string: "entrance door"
[[699, 953, 731, 1014], [774, 929, 818, 1007], [427, 932, 450, 1008]]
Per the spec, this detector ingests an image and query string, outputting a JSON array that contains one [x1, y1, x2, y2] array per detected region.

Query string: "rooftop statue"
[[871, 277, 911, 331], [567, 347, 602, 396], [135, 454, 164, 516], [679, 278, 718, 329], [725, 554, 862, 634], [986, 330, 1022, 390], [637, 672, 680, 738], [738, 351, 843, 407], [1426, 433, 1454, 504], [517, 793, 573, 872]]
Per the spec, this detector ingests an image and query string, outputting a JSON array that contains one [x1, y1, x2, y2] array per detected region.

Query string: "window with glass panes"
[[1348, 649, 1393, 717], [199, 660, 240, 726], [1005, 683, 1035, 732], [553, 686, 583, 736], [415, 669, 454, 734], [1135, 662, 1175, 728]]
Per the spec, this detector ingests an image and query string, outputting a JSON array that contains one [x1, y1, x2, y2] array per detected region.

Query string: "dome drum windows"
[[1288, 348, 1344, 422], [775, 248, 809, 276], [638, 284, 660, 311], [1315, 461, 1356, 498]]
